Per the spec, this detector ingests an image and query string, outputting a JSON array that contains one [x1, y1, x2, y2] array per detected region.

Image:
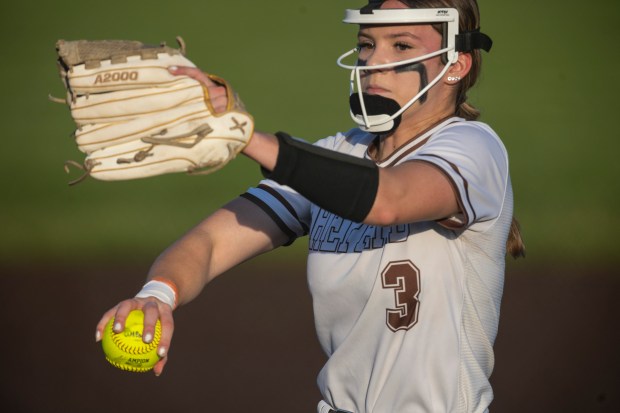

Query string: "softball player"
[[97, 0, 524, 411]]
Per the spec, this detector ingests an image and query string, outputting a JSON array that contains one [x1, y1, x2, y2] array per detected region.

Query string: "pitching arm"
[[96, 196, 290, 375], [147, 196, 289, 304]]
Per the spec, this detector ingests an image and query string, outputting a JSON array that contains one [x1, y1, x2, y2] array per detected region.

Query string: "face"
[[356, 1, 450, 122]]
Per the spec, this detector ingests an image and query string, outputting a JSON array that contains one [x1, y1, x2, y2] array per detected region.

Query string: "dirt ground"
[[0, 259, 618, 413]]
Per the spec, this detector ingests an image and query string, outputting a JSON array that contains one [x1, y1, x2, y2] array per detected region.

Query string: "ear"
[[444, 52, 472, 85]]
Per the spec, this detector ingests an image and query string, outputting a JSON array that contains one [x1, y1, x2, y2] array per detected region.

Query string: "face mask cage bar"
[[337, 7, 492, 132], [338, 46, 455, 131]]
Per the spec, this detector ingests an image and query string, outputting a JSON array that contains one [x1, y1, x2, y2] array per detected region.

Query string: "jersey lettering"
[[309, 209, 409, 253], [381, 260, 421, 332]]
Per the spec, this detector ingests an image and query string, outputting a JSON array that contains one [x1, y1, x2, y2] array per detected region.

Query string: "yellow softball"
[[101, 309, 162, 373]]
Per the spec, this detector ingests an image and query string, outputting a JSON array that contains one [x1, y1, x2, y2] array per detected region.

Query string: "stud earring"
[[447, 76, 461, 82]]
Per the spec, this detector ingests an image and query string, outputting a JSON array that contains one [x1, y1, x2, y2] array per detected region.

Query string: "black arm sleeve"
[[261, 132, 379, 223]]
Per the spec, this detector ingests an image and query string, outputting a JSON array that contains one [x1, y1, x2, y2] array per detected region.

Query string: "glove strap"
[[135, 277, 179, 309]]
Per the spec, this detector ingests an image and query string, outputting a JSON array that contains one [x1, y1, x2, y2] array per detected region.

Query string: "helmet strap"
[[455, 29, 493, 52]]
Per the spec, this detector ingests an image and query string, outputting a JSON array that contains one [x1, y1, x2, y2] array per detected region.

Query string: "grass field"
[[0, 0, 619, 265]]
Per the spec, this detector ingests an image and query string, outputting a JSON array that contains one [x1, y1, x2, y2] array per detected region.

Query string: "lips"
[[365, 84, 390, 95]]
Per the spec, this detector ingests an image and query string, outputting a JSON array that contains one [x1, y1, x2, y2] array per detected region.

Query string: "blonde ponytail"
[[506, 217, 526, 258], [456, 99, 481, 120]]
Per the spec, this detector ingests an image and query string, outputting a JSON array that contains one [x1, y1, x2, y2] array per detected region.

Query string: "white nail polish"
[[158, 347, 166, 357], [169, 65, 178, 71], [144, 333, 153, 343], [96, 330, 101, 341], [114, 322, 122, 332]]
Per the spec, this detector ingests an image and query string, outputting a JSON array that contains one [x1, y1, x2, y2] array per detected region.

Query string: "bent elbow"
[[364, 206, 400, 227]]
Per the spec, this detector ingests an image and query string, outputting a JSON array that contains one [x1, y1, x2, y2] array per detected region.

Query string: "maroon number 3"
[[381, 260, 421, 332]]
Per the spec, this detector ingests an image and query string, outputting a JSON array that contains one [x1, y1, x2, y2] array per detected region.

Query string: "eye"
[[356, 40, 374, 52], [394, 42, 413, 52]]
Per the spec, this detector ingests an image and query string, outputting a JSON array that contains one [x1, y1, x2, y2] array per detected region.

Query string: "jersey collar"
[[366, 116, 463, 166]]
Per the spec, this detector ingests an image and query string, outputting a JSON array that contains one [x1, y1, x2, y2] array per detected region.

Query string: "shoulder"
[[435, 120, 507, 157], [415, 119, 508, 170], [420, 120, 511, 229], [314, 128, 375, 158]]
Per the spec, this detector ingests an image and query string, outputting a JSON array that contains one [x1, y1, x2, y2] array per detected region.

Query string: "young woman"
[[97, 1, 524, 411]]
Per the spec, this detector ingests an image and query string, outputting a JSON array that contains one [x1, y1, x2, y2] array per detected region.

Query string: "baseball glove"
[[53, 37, 253, 185]]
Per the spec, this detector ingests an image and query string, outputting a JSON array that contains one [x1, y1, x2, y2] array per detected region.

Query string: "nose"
[[360, 45, 391, 73]]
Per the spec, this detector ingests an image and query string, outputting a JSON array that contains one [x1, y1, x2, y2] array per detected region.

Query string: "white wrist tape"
[[135, 278, 178, 309]]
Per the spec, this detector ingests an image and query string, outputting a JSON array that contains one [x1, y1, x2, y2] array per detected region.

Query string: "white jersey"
[[242, 117, 513, 413]]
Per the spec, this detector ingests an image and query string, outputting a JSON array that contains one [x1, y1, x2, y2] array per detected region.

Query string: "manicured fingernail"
[[158, 347, 167, 357], [96, 330, 101, 342], [144, 333, 153, 343], [168, 65, 178, 71], [114, 322, 122, 332]]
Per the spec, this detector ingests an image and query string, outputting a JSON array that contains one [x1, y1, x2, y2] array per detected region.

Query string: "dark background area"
[[1, 261, 618, 412]]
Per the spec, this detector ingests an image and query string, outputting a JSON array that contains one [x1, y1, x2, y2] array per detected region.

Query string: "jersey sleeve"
[[409, 122, 509, 232], [239, 130, 374, 243], [241, 181, 312, 245], [239, 133, 345, 246]]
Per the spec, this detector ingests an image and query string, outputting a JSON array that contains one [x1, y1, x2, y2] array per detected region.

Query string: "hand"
[[168, 65, 278, 171], [96, 297, 175, 376], [168, 65, 229, 113]]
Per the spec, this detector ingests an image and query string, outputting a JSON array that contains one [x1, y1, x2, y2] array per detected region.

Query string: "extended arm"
[[168, 66, 459, 227], [246, 132, 458, 226], [96, 197, 289, 375]]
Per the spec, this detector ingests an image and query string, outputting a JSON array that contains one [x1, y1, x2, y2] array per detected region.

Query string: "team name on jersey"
[[309, 209, 409, 253], [93, 71, 139, 84]]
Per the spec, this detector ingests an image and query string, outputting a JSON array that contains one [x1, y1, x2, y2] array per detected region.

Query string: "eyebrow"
[[358, 30, 422, 41]]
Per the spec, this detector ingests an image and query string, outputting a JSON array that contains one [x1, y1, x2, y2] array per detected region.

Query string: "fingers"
[[169, 65, 214, 86], [96, 297, 176, 376], [142, 299, 175, 376], [209, 95, 229, 114], [95, 299, 139, 341], [112, 299, 141, 333], [95, 306, 118, 342], [140, 299, 174, 352], [141, 299, 161, 344], [168, 65, 229, 113], [156, 302, 175, 359], [152, 306, 175, 377], [152, 353, 169, 377]]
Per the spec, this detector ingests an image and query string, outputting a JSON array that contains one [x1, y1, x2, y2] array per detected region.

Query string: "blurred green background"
[[1, 0, 618, 267]]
